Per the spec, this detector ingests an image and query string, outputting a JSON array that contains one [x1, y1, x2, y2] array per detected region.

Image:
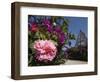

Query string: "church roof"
[[75, 30, 87, 47]]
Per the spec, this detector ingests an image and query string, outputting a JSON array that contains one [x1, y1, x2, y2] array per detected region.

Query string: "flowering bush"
[[28, 15, 75, 66], [33, 40, 57, 62]]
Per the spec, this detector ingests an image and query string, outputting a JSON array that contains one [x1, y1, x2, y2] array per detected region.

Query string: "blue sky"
[[66, 16, 88, 47]]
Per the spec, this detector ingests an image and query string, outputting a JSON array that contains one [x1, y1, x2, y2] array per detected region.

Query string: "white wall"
[[0, 0, 100, 82]]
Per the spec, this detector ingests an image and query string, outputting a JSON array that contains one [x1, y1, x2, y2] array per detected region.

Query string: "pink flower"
[[30, 23, 38, 32], [33, 40, 57, 62]]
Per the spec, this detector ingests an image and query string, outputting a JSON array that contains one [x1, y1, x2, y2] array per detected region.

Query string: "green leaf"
[[51, 34, 58, 41], [28, 31, 31, 36], [28, 55, 33, 65], [39, 31, 46, 40], [69, 34, 76, 40]]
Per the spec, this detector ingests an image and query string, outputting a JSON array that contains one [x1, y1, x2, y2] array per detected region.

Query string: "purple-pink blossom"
[[33, 40, 57, 62], [42, 19, 53, 32], [54, 27, 66, 44]]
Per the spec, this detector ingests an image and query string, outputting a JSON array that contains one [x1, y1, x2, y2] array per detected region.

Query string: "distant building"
[[75, 30, 87, 47]]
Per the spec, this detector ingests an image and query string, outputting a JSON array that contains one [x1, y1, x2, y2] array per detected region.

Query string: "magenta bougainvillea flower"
[[33, 40, 57, 62], [42, 19, 53, 32], [42, 19, 66, 44], [54, 27, 66, 44]]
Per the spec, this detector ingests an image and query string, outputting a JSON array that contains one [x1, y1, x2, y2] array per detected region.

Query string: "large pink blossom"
[[33, 40, 57, 62]]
